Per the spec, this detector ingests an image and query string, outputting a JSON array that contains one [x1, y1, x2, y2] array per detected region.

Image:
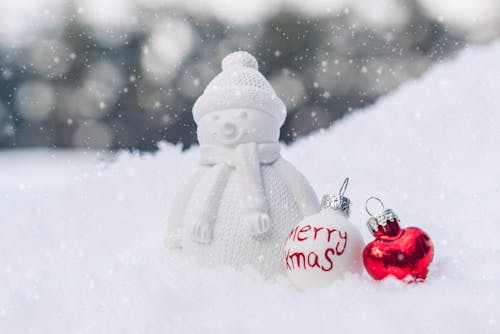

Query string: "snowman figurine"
[[167, 51, 319, 277]]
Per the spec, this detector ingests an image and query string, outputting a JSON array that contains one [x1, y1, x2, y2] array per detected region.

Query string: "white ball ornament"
[[284, 178, 364, 290]]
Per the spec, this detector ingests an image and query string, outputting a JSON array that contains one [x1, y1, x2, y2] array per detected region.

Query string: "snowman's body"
[[167, 52, 319, 277], [178, 158, 316, 276]]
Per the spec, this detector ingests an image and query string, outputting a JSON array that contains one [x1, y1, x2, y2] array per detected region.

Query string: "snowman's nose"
[[220, 122, 238, 138]]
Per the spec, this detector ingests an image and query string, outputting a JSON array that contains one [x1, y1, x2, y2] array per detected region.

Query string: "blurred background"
[[0, 0, 499, 151]]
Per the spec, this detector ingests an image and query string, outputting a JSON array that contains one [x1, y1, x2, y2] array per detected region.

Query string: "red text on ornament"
[[287, 225, 348, 247], [284, 231, 348, 272]]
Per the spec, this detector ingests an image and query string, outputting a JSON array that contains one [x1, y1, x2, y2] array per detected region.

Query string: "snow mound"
[[1, 42, 500, 333]]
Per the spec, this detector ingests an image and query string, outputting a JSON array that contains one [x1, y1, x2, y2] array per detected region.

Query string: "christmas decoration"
[[166, 51, 320, 277], [362, 197, 434, 282], [284, 178, 364, 290]]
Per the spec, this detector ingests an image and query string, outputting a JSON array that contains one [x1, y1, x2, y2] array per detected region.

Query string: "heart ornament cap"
[[365, 196, 402, 239]]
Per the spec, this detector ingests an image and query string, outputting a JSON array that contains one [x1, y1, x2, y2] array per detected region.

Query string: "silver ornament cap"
[[365, 196, 401, 237], [320, 177, 351, 217]]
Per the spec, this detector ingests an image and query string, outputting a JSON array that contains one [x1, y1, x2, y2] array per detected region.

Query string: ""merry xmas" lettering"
[[285, 224, 348, 271]]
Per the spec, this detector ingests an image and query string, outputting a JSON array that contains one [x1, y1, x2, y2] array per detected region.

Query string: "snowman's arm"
[[273, 158, 320, 217], [166, 166, 209, 249]]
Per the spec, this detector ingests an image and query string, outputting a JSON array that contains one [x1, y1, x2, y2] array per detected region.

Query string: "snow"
[[1, 41, 500, 333]]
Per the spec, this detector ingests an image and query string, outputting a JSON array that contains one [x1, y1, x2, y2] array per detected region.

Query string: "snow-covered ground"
[[1, 41, 500, 333]]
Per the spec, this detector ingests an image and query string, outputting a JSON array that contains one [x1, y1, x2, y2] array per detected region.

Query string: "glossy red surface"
[[363, 223, 434, 282], [372, 219, 402, 239]]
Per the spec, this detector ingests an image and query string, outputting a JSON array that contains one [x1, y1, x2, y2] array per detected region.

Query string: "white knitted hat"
[[192, 51, 287, 125]]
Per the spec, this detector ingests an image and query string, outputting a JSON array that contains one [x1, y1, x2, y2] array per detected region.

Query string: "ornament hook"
[[338, 177, 349, 197], [365, 196, 385, 217]]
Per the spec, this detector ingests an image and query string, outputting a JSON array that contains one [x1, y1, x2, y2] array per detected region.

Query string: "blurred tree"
[[0, 1, 478, 151]]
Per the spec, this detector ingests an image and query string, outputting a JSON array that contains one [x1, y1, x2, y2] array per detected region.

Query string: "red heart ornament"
[[362, 205, 434, 282]]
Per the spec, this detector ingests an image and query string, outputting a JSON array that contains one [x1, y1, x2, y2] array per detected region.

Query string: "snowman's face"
[[197, 108, 281, 147]]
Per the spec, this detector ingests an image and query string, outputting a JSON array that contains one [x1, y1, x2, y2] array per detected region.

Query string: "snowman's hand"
[[246, 212, 271, 237], [191, 219, 213, 244], [165, 233, 183, 250]]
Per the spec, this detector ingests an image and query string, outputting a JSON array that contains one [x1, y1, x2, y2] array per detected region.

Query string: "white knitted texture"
[[171, 51, 319, 277], [182, 163, 303, 277], [210, 68, 273, 91], [192, 52, 286, 125], [221, 51, 259, 70]]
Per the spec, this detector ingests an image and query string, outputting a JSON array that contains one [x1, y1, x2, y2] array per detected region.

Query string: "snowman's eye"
[[212, 114, 219, 121], [238, 111, 248, 118]]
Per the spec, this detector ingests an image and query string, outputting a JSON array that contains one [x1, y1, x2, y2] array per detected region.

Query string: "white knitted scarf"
[[189, 142, 281, 243]]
